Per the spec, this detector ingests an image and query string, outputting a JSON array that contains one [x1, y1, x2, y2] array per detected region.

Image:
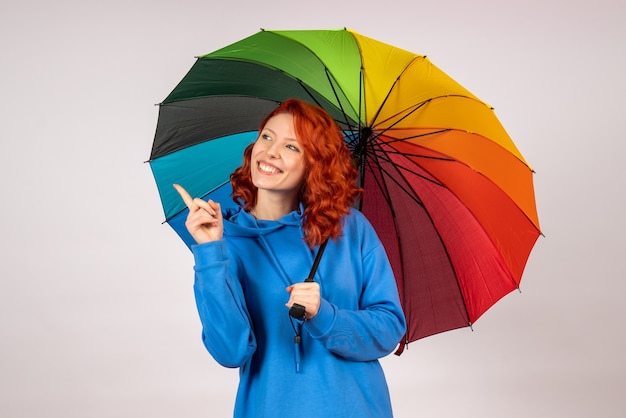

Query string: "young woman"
[[174, 99, 406, 417]]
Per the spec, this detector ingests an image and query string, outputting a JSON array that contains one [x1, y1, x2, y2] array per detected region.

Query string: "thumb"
[[207, 200, 222, 219]]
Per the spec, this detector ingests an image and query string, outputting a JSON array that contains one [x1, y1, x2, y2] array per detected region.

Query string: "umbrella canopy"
[[149, 28, 541, 353]]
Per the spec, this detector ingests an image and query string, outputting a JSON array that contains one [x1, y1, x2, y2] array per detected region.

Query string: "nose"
[[266, 142, 280, 158]]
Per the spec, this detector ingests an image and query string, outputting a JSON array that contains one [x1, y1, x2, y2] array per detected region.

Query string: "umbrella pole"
[[353, 127, 372, 211]]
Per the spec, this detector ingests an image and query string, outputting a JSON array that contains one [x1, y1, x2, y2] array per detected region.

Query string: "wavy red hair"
[[230, 99, 361, 248]]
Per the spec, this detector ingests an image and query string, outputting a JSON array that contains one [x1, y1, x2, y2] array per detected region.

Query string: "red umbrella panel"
[[361, 129, 539, 352]]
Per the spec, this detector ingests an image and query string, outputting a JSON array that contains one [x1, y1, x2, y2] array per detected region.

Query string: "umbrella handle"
[[287, 239, 329, 320], [289, 303, 307, 319]]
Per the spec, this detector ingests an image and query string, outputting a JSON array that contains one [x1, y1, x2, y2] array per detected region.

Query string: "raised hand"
[[173, 184, 223, 244]]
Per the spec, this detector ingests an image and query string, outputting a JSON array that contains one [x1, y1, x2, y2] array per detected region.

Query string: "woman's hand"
[[173, 184, 223, 244], [286, 282, 321, 319]]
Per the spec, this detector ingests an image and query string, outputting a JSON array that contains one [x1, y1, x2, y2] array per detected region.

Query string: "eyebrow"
[[262, 127, 299, 143]]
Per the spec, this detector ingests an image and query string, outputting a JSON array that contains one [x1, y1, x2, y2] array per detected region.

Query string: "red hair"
[[230, 99, 361, 248]]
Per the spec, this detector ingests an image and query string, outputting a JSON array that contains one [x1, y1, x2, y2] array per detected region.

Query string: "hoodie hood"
[[223, 204, 304, 238]]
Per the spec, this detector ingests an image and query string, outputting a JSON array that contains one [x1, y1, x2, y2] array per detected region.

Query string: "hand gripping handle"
[[288, 239, 328, 320]]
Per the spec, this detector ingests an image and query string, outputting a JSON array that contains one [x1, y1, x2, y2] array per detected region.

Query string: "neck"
[[252, 191, 299, 220]]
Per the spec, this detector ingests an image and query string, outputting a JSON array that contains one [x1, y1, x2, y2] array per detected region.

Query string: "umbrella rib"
[[380, 128, 452, 144], [364, 150, 467, 346], [363, 154, 413, 346], [374, 94, 485, 130], [285, 69, 361, 148], [290, 77, 358, 135], [363, 155, 426, 209], [359, 64, 365, 131], [368, 54, 427, 127], [369, 138, 525, 331], [322, 67, 359, 134], [360, 99, 436, 152], [364, 155, 397, 209], [382, 149, 456, 162], [167, 180, 232, 221], [365, 148, 473, 340], [371, 94, 488, 150], [367, 142, 446, 188], [373, 99, 431, 135], [360, 124, 454, 157]]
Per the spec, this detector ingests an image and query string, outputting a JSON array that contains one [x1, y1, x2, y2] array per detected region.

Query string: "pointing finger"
[[173, 184, 194, 209]]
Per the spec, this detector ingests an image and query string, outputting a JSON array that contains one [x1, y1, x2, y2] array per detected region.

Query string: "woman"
[[174, 99, 406, 417]]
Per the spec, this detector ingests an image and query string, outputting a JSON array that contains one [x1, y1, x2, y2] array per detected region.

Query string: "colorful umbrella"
[[148, 28, 541, 354]]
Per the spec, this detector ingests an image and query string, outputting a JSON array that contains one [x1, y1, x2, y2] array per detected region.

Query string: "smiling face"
[[250, 112, 306, 205]]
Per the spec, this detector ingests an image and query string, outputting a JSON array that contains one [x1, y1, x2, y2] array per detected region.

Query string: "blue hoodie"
[[191, 205, 406, 417]]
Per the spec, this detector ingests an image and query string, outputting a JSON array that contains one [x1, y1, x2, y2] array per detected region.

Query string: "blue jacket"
[[191, 206, 406, 417]]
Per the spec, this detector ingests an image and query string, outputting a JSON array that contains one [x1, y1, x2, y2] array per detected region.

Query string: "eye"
[[261, 133, 271, 141], [286, 143, 301, 152]]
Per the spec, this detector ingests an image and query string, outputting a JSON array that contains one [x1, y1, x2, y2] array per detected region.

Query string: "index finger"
[[173, 183, 194, 209]]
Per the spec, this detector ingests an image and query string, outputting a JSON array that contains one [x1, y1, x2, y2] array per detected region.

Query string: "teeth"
[[259, 163, 280, 174]]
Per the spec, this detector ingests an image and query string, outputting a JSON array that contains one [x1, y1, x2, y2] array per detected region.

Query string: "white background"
[[1, 0, 624, 416]]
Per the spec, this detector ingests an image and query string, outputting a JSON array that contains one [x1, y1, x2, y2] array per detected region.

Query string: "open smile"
[[258, 161, 282, 175]]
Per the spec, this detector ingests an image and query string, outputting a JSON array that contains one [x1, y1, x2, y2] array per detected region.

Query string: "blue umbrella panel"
[[150, 131, 258, 248]]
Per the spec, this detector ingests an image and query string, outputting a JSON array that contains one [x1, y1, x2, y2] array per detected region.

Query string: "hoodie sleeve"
[[192, 239, 256, 368], [304, 221, 407, 362]]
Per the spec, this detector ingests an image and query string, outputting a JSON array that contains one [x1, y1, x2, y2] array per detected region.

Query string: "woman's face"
[[250, 112, 306, 200]]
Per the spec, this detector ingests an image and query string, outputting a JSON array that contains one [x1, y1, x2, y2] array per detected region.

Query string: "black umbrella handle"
[[288, 239, 329, 320], [289, 303, 307, 320]]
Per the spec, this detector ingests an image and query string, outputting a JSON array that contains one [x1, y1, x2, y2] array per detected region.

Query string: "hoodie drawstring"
[[290, 314, 303, 373]]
